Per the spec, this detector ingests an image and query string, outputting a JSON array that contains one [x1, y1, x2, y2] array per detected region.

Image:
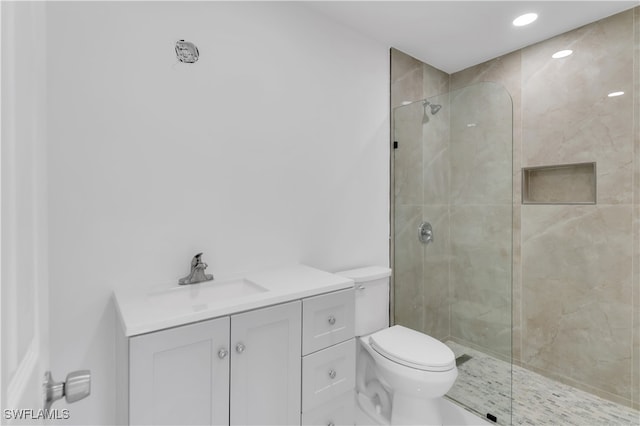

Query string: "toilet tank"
[[335, 266, 392, 336]]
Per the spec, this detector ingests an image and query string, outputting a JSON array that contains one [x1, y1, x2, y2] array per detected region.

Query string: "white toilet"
[[336, 267, 458, 426]]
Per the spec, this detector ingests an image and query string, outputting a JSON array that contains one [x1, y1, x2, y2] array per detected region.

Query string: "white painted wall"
[[46, 2, 389, 424]]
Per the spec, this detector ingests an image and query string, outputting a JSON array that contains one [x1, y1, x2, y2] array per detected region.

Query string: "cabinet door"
[[230, 301, 302, 425], [129, 317, 230, 425]]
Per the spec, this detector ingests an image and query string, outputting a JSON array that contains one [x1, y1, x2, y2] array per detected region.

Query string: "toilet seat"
[[368, 325, 455, 372]]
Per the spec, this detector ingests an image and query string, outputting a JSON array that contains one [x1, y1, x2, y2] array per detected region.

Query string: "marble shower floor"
[[446, 341, 640, 426]]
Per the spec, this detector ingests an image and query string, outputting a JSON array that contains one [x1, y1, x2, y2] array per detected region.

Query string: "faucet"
[[178, 252, 214, 285]]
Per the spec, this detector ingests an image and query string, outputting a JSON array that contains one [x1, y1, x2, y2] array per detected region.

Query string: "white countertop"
[[114, 264, 354, 337]]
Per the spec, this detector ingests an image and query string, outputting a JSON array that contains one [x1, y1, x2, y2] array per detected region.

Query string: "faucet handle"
[[191, 252, 204, 269]]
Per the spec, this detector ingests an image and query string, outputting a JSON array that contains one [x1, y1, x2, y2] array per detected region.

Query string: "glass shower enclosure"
[[392, 82, 513, 425]]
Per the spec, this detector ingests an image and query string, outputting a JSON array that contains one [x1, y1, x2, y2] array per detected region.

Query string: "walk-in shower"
[[392, 82, 513, 424]]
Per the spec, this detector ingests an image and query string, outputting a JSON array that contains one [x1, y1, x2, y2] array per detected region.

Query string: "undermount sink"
[[147, 278, 268, 309]]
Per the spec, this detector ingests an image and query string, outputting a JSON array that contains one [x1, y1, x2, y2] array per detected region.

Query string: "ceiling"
[[304, 1, 638, 73]]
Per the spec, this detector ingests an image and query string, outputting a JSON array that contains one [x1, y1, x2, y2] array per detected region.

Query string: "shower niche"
[[522, 162, 596, 204]]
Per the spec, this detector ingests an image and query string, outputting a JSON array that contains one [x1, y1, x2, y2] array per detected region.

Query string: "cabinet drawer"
[[302, 390, 355, 426], [303, 289, 354, 355], [302, 339, 355, 412]]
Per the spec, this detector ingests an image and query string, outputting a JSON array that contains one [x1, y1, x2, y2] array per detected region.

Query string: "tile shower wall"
[[393, 6, 639, 410], [391, 50, 451, 341], [448, 83, 512, 358]]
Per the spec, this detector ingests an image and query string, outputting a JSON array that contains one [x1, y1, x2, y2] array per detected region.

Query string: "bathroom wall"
[[46, 3, 389, 424], [393, 7, 639, 409]]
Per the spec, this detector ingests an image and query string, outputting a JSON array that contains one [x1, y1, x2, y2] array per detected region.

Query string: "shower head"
[[423, 100, 442, 116]]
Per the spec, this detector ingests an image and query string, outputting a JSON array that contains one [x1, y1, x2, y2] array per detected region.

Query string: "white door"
[[230, 301, 302, 426], [1, 1, 51, 422]]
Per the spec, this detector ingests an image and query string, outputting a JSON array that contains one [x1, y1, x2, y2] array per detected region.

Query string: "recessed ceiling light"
[[513, 13, 538, 27], [552, 50, 573, 59], [608, 91, 624, 97]]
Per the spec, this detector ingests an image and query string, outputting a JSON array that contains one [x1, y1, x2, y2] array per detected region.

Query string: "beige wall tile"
[[393, 204, 425, 331], [521, 11, 635, 205], [450, 51, 523, 362], [450, 205, 512, 357], [393, 101, 423, 206], [422, 205, 451, 340], [423, 92, 450, 206], [633, 6, 640, 410], [423, 62, 449, 99], [391, 48, 424, 108], [522, 205, 634, 400], [450, 83, 513, 206]]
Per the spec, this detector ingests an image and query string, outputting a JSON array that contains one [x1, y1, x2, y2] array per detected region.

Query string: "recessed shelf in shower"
[[522, 162, 596, 204]]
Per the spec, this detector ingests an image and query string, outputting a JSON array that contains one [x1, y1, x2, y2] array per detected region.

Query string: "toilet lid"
[[369, 325, 456, 372]]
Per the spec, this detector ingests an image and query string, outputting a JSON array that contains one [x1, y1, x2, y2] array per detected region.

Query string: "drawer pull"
[[218, 348, 228, 359], [328, 315, 336, 325], [328, 369, 337, 379], [235, 343, 246, 354]]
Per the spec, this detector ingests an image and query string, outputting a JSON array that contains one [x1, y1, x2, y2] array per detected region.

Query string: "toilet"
[[336, 267, 458, 426]]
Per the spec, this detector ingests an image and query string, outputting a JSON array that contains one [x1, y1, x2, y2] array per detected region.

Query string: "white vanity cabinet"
[[121, 300, 301, 425], [301, 289, 356, 426], [115, 265, 356, 426], [128, 317, 231, 425], [230, 301, 301, 425]]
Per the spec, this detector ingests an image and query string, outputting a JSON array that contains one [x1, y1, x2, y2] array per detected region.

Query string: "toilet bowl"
[[336, 267, 458, 426], [361, 326, 458, 425]]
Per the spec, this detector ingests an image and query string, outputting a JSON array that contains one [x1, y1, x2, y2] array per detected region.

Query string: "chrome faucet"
[[179, 252, 214, 285]]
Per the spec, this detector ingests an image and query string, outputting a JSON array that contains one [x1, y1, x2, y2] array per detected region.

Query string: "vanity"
[[114, 265, 356, 425]]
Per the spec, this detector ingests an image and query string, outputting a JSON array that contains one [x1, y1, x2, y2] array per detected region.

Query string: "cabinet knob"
[[327, 315, 336, 325], [235, 343, 246, 354], [328, 369, 337, 379], [218, 348, 228, 359]]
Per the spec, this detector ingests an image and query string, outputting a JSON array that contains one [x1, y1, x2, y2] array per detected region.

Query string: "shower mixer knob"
[[418, 221, 434, 244]]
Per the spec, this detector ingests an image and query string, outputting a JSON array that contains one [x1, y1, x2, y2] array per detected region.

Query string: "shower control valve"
[[418, 221, 434, 245]]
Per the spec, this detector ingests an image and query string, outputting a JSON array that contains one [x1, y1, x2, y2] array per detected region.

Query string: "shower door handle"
[[418, 222, 433, 244]]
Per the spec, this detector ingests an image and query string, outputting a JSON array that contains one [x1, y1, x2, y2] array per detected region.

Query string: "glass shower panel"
[[392, 82, 513, 425]]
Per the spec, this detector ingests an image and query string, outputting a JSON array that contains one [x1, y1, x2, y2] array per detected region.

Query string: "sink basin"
[[147, 278, 268, 310]]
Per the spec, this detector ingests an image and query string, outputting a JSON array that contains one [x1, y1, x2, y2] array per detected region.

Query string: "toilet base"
[[391, 394, 443, 426], [356, 392, 389, 425]]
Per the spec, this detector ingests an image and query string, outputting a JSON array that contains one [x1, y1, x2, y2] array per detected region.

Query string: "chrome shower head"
[[423, 100, 442, 116]]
